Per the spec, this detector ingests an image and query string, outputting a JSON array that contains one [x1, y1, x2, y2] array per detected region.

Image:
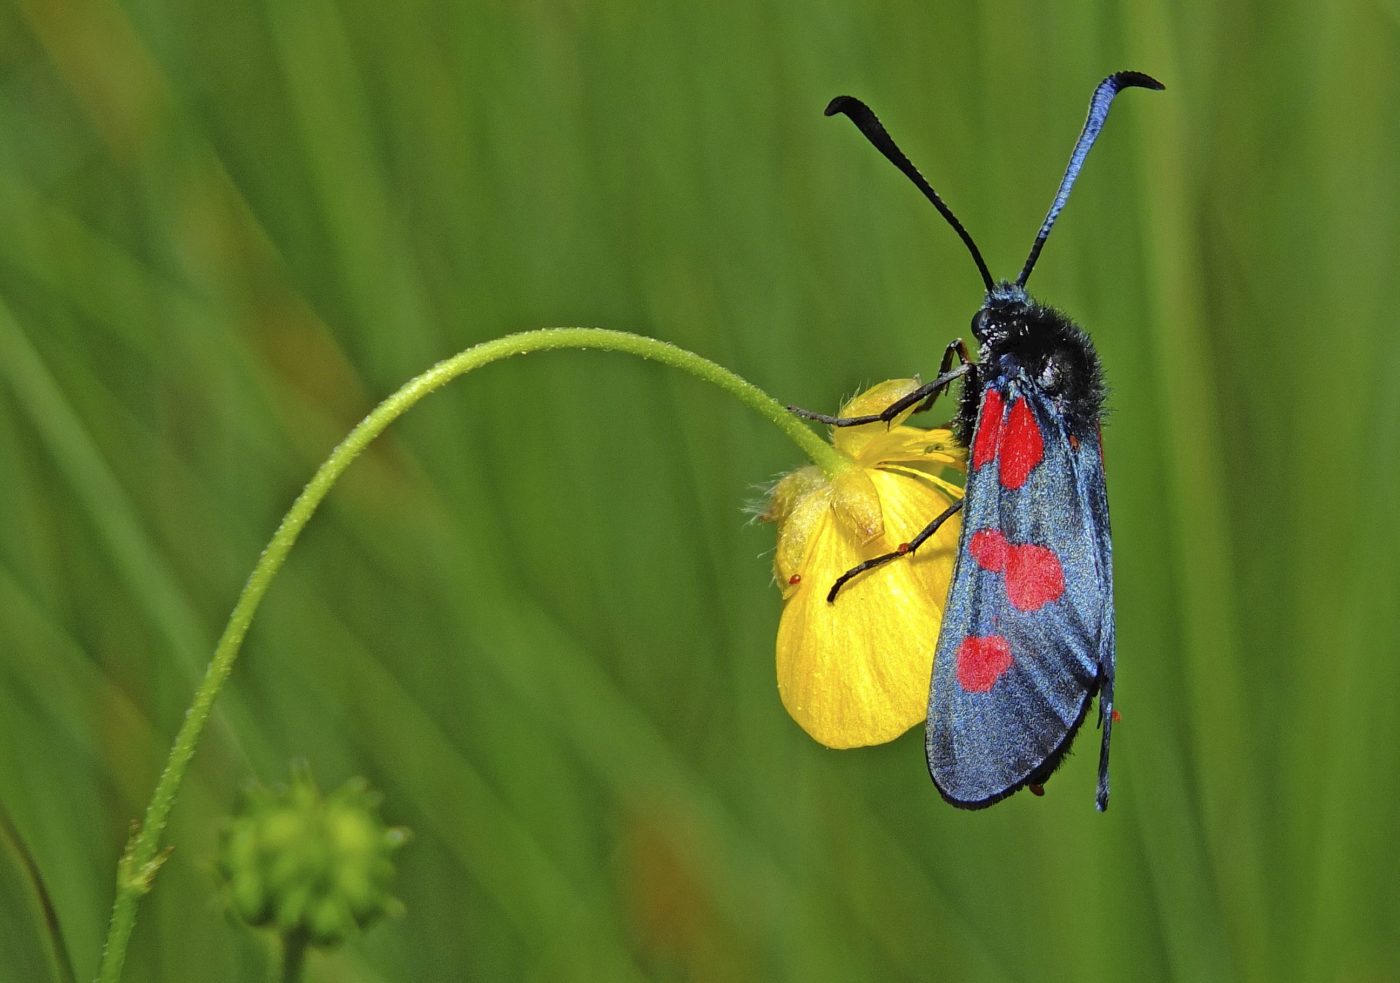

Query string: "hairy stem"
[[96, 327, 842, 982]]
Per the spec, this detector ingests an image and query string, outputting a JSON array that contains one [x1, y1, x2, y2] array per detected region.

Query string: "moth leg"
[[790, 362, 971, 428], [827, 499, 964, 603], [914, 339, 975, 414], [1095, 666, 1115, 811]]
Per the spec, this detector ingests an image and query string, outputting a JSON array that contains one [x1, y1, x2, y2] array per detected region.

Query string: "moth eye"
[[971, 309, 990, 337]]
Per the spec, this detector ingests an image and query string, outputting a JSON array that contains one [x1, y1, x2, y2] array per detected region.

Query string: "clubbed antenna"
[[1017, 71, 1165, 287], [826, 95, 995, 293]]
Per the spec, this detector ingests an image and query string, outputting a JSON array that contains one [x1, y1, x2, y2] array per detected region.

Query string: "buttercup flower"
[[764, 379, 966, 748]]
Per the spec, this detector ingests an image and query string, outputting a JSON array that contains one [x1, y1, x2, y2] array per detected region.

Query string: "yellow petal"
[[879, 465, 964, 502], [858, 425, 966, 471], [830, 379, 922, 461], [838, 378, 923, 420], [775, 469, 961, 748]]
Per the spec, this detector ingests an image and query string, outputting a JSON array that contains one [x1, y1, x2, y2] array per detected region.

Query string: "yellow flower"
[[763, 379, 966, 748]]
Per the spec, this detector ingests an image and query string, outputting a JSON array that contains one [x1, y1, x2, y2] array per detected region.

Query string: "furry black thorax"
[[953, 282, 1106, 445]]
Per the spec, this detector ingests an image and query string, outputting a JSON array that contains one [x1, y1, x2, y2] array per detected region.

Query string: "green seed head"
[[217, 765, 409, 948]]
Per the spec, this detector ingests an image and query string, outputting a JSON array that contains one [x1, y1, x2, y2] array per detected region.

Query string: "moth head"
[[971, 282, 1031, 344], [975, 289, 1097, 404]]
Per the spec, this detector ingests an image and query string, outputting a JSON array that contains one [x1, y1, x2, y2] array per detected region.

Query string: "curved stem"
[[96, 327, 842, 982]]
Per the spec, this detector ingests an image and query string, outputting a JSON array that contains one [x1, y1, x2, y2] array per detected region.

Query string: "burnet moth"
[[804, 71, 1162, 810]]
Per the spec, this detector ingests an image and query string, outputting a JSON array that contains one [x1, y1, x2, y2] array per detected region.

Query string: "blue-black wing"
[[925, 379, 1115, 809]]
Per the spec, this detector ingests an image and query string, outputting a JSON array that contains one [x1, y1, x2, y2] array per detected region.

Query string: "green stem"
[[96, 327, 842, 982], [279, 931, 308, 983]]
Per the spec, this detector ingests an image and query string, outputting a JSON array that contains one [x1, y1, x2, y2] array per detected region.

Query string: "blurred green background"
[[1, 0, 1396, 980]]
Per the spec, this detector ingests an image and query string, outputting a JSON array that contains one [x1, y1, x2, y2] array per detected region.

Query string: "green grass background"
[[1, 0, 1397, 980]]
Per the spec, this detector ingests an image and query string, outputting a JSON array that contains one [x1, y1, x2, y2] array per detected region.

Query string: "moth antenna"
[[826, 95, 995, 294], [1016, 71, 1165, 288]]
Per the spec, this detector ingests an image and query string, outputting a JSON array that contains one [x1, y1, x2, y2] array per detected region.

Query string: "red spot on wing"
[[956, 635, 1013, 693], [969, 529, 1009, 572], [999, 398, 1044, 489], [968, 529, 1065, 612], [1005, 543, 1066, 612], [971, 390, 1005, 470]]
